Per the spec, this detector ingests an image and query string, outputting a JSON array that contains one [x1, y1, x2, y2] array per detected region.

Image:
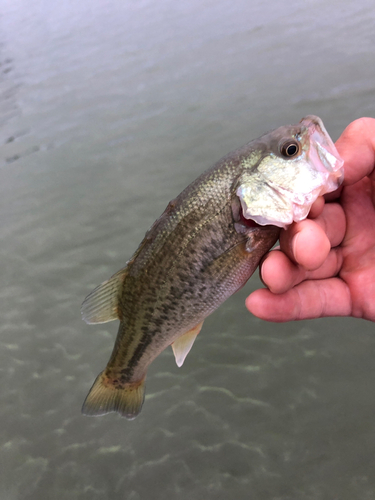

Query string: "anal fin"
[[171, 321, 203, 367]]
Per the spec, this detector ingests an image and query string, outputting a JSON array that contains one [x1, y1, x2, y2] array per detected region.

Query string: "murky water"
[[1, 0, 375, 498]]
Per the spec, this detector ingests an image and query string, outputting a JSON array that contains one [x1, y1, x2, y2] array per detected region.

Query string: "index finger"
[[245, 277, 351, 322]]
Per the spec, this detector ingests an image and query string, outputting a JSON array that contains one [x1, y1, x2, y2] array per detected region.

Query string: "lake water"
[[1, 0, 375, 498]]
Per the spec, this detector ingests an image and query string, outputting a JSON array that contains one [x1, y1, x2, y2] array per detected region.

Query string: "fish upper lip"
[[300, 115, 344, 169]]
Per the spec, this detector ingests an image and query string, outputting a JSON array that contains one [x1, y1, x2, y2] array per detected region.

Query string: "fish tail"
[[82, 371, 146, 420]]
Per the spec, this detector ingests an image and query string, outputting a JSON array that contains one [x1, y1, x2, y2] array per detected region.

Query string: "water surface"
[[1, 1, 375, 499]]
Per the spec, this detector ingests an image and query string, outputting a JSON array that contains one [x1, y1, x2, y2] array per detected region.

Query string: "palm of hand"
[[340, 177, 375, 320]]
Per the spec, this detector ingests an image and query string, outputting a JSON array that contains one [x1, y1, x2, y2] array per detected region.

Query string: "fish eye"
[[280, 140, 300, 158]]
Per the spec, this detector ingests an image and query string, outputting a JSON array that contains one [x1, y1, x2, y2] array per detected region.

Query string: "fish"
[[81, 115, 344, 419]]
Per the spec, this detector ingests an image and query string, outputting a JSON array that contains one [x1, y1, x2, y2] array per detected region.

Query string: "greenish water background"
[[1, 0, 375, 498]]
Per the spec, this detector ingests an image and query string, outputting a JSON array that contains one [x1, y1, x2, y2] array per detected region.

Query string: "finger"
[[259, 203, 345, 292], [246, 277, 351, 322], [281, 219, 331, 270], [260, 247, 343, 294], [279, 203, 345, 269], [259, 225, 325, 291], [335, 117, 375, 185], [308, 195, 325, 219]]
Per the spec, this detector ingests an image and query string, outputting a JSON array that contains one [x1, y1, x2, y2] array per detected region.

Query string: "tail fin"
[[82, 371, 146, 420]]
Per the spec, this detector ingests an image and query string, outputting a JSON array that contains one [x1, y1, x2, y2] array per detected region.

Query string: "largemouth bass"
[[81, 115, 343, 419]]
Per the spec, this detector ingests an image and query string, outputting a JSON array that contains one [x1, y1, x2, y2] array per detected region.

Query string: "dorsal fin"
[[171, 321, 204, 367], [81, 267, 127, 324]]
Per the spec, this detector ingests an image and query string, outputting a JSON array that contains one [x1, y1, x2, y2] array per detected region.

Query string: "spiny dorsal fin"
[[171, 321, 204, 367], [81, 267, 127, 324]]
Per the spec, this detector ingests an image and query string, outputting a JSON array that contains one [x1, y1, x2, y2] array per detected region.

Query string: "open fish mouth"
[[300, 115, 344, 181], [237, 115, 344, 229]]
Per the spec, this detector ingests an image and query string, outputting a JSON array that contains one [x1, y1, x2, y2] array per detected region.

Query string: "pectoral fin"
[[81, 267, 128, 324], [171, 321, 204, 367]]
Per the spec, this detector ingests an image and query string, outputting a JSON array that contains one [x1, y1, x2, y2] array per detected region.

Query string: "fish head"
[[236, 115, 344, 228]]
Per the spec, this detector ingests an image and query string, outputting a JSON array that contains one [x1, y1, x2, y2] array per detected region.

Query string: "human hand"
[[246, 118, 375, 322]]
